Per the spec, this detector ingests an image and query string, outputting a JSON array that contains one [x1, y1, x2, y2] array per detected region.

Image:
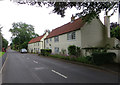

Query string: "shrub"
[[76, 47, 81, 57], [92, 52, 116, 65], [68, 45, 76, 56], [68, 45, 81, 57], [41, 49, 52, 56], [49, 54, 70, 60]]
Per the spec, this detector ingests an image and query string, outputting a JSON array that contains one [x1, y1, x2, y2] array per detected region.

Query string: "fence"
[[108, 50, 120, 63]]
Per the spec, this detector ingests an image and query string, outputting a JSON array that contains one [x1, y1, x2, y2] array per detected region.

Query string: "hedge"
[[41, 49, 52, 56], [92, 52, 116, 65]]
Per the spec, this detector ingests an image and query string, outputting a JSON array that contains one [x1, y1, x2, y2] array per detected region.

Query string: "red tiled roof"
[[46, 18, 85, 39], [28, 34, 45, 44]]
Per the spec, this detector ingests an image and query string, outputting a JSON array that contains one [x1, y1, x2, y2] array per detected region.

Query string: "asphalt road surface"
[[2, 49, 119, 83]]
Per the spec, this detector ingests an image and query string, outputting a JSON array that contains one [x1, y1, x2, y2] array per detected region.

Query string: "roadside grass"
[[48, 54, 93, 64], [0, 52, 5, 57]]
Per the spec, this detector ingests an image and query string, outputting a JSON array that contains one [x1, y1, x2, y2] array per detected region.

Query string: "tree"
[[10, 22, 39, 50], [11, 1, 119, 22], [2, 37, 8, 50], [110, 22, 120, 40], [0, 26, 8, 51]]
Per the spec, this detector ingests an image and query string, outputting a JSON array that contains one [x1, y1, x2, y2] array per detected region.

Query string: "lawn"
[[0, 52, 5, 57]]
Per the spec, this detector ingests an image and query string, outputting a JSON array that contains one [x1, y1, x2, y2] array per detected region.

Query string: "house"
[[44, 15, 119, 55], [28, 31, 49, 53]]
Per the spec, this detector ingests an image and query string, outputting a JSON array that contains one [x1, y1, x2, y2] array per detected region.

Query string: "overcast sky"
[[0, 0, 118, 45]]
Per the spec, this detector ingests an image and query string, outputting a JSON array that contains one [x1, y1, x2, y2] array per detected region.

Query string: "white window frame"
[[46, 39, 48, 43], [50, 38, 52, 41], [54, 36, 59, 42], [55, 47, 59, 53], [67, 31, 76, 40]]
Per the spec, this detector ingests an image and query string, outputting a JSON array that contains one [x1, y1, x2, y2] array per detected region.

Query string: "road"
[[2, 49, 119, 83]]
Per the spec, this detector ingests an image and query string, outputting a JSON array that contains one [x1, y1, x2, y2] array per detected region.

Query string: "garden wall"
[[107, 50, 120, 63]]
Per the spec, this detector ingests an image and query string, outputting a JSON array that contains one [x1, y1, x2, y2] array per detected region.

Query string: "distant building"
[[28, 31, 49, 53], [44, 15, 119, 55]]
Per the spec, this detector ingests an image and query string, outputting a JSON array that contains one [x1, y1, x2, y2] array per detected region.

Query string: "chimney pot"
[[71, 15, 75, 22]]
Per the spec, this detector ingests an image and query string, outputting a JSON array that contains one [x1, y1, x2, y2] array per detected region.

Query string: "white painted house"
[[28, 31, 49, 53], [44, 16, 119, 55]]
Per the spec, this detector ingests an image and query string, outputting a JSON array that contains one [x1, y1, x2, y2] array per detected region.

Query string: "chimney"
[[104, 16, 110, 38], [71, 14, 75, 23]]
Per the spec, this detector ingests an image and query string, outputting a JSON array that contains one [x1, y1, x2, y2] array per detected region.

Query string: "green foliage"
[[110, 25, 120, 40], [2, 37, 8, 50], [10, 22, 39, 50], [74, 56, 92, 64], [92, 52, 116, 65], [68, 45, 81, 57], [68, 45, 76, 56], [49, 54, 92, 64], [76, 47, 81, 57], [41, 49, 52, 56], [0, 52, 5, 57]]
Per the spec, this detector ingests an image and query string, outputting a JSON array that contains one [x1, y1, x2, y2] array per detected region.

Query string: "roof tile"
[[28, 34, 45, 44], [46, 18, 85, 39]]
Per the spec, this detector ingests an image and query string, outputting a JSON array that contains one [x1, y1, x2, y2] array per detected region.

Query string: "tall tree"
[[0, 26, 8, 50], [110, 22, 120, 40], [11, 1, 118, 22], [2, 37, 8, 50], [10, 22, 39, 50]]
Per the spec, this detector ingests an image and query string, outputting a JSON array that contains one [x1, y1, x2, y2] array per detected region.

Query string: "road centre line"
[[51, 70, 67, 79], [33, 60, 38, 64]]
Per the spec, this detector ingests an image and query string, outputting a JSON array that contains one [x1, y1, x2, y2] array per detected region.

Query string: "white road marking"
[[34, 67, 45, 70], [33, 60, 38, 64], [0, 57, 8, 73], [51, 70, 67, 79]]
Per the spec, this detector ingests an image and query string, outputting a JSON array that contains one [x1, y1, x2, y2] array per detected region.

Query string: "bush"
[[49, 54, 92, 64], [68, 45, 77, 56], [41, 49, 52, 56], [68, 45, 81, 57], [49, 54, 70, 60], [92, 52, 116, 65]]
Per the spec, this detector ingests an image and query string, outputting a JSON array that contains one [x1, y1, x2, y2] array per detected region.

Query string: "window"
[[67, 31, 76, 40], [50, 38, 52, 41], [38, 42, 39, 46], [46, 39, 48, 43], [55, 47, 59, 53], [54, 36, 59, 42]]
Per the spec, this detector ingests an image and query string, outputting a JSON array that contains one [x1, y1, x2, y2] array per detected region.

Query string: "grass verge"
[[0, 52, 5, 57]]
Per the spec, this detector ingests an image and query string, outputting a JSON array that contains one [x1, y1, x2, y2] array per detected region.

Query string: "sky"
[[0, 0, 119, 45]]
